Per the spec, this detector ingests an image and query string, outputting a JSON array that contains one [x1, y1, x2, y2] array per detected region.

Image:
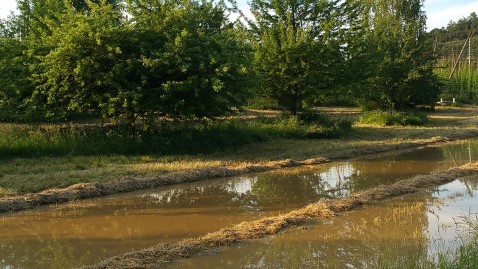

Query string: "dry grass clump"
[[83, 162, 478, 269]]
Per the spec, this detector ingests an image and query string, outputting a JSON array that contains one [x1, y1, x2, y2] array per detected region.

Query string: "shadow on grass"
[[0, 116, 352, 159]]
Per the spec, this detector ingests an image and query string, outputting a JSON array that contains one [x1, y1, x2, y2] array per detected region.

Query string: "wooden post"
[[452, 47, 455, 68], [449, 31, 474, 81]]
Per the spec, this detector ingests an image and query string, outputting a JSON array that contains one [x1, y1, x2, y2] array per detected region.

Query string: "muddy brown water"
[[1, 140, 478, 269], [166, 176, 478, 269]]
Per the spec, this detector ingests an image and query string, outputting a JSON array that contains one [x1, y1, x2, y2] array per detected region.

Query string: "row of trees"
[[428, 12, 478, 43], [0, 0, 440, 123]]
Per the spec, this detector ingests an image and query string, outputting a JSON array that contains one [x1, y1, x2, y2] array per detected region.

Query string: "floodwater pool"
[[1, 140, 478, 268]]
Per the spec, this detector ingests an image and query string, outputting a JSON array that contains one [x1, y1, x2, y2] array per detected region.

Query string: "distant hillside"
[[428, 12, 478, 67]]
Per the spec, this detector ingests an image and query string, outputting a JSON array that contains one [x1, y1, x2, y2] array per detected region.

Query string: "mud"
[[1, 131, 478, 214], [83, 162, 478, 269]]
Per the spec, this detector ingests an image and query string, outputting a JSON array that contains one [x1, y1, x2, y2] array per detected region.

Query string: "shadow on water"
[[1, 140, 478, 268]]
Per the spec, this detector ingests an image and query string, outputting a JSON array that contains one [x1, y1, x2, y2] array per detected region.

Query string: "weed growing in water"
[[436, 213, 478, 269]]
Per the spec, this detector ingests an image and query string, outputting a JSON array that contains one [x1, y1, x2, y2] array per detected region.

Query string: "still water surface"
[[167, 177, 478, 269], [1, 141, 478, 268]]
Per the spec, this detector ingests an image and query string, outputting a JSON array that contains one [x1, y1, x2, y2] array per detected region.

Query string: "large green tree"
[[359, 0, 440, 110], [125, 0, 254, 119], [246, 0, 356, 114], [30, 0, 253, 123], [0, 38, 36, 121], [0, 0, 84, 121]]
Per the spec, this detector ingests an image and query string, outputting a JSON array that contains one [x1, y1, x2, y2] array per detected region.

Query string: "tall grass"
[[374, 214, 478, 269], [359, 110, 428, 126], [436, 215, 478, 269], [0, 115, 352, 159]]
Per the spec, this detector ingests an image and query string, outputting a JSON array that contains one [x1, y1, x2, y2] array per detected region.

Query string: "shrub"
[[359, 110, 427, 126]]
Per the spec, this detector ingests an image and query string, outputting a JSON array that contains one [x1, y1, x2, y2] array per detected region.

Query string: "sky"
[[0, 0, 477, 30], [424, 0, 478, 30]]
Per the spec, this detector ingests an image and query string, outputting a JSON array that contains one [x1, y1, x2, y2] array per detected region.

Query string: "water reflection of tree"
[[462, 177, 478, 191], [139, 143, 478, 213], [0, 210, 161, 269], [0, 228, 95, 269], [250, 170, 329, 207], [338, 147, 447, 193]]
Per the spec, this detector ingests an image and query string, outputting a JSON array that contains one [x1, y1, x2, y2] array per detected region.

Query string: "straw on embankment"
[[83, 162, 478, 269], [1, 131, 478, 214]]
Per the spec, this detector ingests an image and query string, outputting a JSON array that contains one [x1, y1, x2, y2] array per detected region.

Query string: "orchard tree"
[[125, 0, 254, 119], [359, 0, 440, 110], [0, 38, 36, 121], [246, 0, 356, 115], [0, 7, 38, 121], [31, 0, 253, 123], [30, 1, 129, 120]]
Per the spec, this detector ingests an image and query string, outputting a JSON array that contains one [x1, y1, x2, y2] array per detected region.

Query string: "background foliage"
[[0, 0, 443, 123]]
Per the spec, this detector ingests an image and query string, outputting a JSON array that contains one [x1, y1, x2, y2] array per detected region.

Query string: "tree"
[[246, 0, 355, 114], [0, 37, 36, 121], [358, 0, 440, 110], [126, 0, 254, 119], [30, 0, 253, 123]]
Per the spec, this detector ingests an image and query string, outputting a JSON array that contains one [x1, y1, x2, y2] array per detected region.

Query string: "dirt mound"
[[83, 162, 478, 269]]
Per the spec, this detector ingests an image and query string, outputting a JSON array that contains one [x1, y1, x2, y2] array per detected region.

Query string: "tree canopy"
[[246, 0, 357, 114], [0, 0, 441, 123], [357, 0, 439, 110]]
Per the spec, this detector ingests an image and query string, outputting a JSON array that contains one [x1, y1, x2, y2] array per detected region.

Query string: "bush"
[[251, 113, 352, 139], [359, 110, 427, 126]]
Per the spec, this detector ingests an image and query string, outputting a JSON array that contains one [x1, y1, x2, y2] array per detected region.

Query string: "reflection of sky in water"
[[165, 177, 478, 269], [314, 162, 357, 197], [225, 177, 255, 195], [426, 179, 478, 260]]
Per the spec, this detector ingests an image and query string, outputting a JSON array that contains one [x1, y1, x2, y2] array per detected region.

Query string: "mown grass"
[[0, 106, 477, 197]]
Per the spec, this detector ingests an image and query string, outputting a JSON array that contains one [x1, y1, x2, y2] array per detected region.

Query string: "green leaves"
[[358, 0, 439, 110], [248, 0, 353, 114], [18, 0, 253, 123]]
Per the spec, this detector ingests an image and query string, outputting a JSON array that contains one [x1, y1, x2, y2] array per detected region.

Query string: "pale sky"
[[424, 0, 478, 30], [0, 0, 477, 30]]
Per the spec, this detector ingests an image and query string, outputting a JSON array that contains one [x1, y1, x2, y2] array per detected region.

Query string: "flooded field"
[[1, 140, 478, 268], [167, 176, 478, 269]]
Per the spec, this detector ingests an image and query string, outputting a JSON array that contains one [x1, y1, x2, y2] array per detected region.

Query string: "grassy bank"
[[0, 106, 477, 198], [359, 110, 428, 126], [0, 115, 350, 159]]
